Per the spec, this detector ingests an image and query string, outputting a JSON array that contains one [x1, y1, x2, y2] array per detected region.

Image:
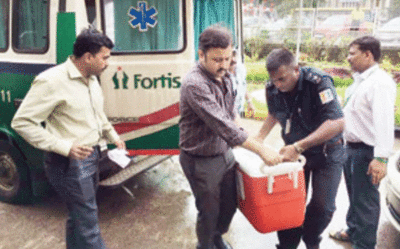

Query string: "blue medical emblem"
[[128, 1, 158, 32]]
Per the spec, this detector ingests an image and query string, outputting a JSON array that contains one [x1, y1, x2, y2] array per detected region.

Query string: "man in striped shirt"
[[179, 24, 281, 249]]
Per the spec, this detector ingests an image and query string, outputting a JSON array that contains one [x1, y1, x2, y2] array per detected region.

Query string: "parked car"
[[314, 14, 371, 39], [376, 16, 400, 47], [243, 15, 273, 39], [383, 150, 400, 232], [279, 16, 313, 42], [259, 16, 292, 41]]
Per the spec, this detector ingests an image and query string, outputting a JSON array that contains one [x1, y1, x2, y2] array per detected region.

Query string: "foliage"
[[244, 35, 354, 63], [246, 83, 400, 126], [245, 61, 269, 83], [244, 36, 266, 62], [332, 77, 353, 88], [283, 36, 354, 63], [380, 55, 400, 73], [245, 60, 354, 88]]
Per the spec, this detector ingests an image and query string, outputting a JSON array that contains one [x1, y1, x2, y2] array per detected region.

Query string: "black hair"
[[266, 48, 296, 73], [349, 36, 381, 62], [73, 28, 114, 58], [198, 24, 232, 54]]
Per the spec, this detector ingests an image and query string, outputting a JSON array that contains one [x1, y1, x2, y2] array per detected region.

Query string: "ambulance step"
[[99, 155, 171, 188]]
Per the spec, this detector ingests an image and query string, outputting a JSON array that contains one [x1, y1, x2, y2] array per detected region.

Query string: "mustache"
[[217, 68, 226, 73]]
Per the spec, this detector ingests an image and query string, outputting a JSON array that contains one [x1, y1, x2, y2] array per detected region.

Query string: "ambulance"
[[0, 0, 243, 203]]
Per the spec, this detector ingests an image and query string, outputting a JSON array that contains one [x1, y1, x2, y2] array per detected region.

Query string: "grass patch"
[[245, 61, 269, 84], [244, 83, 269, 120]]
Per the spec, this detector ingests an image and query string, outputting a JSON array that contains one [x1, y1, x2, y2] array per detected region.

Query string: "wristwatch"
[[374, 157, 388, 164]]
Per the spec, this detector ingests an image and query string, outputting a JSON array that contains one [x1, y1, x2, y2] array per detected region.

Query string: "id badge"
[[285, 118, 291, 134]]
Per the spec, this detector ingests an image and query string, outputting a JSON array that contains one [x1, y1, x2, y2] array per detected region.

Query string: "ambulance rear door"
[[99, 0, 193, 154]]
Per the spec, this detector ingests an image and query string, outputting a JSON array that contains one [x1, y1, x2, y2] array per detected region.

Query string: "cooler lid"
[[233, 148, 305, 177]]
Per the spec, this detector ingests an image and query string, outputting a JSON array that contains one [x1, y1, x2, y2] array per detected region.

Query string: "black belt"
[[325, 138, 344, 149], [346, 141, 372, 149], [93, 145, 101, 153], [181, 149, 225, 158]]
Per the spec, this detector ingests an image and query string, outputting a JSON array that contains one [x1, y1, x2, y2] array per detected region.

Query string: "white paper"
[[107, 148, 131, 168]]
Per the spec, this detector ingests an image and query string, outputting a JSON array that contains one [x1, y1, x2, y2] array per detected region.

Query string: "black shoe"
[[196, 241, 217, 249], [214, 236, 233, 249], [275, 245, 297, 249], [196, 243, 216, 249]]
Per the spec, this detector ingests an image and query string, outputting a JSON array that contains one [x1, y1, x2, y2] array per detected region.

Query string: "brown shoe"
[[329, 229, 351, 242]]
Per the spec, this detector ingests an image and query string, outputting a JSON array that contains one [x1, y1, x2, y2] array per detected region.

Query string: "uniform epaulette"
[[303, 67, 327, 85]]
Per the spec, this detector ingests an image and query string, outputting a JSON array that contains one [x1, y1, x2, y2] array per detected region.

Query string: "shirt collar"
[[297, 67, 305, 91], [197, 62, 231, 86], [66, 56, 96, 83], [353, 63, 379, 82]]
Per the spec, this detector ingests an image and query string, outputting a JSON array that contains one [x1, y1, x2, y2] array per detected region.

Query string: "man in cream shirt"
[[12, 29, 125, 249], [330, 36, 396, 249]]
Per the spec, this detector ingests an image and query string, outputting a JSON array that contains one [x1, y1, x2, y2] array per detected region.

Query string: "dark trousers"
[[44, 148, 106, 249], [277, 145, 344, 248], [344, 143, 379, 249], [179, 150, 237, 249]]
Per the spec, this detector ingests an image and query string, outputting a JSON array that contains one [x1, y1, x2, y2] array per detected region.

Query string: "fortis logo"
[[112, 68, 181, 90]]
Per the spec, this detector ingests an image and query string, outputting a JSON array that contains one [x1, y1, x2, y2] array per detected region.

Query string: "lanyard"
[[283, 93, 300, 134], [343, 79, 362, 107]]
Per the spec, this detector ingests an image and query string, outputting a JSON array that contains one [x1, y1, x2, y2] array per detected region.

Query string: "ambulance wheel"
[[0, 141, 32, 204]]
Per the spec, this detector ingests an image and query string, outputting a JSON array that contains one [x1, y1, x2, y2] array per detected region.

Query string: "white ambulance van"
[[0, 0, 243, 203]]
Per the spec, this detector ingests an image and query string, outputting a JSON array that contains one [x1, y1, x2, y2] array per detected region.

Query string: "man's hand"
[[68, 144, 94, 160], [254, 134, 264, 144], [367, 159, 387, 185], [115, 139, 126, 150], [261, 149, 283, 166], [279, 145, 300, 162]]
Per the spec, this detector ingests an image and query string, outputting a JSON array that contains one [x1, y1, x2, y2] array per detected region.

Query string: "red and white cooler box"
[[233, 148, 307, 233]]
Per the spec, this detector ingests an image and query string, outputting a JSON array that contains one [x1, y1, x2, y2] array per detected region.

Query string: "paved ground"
[[0, 118, 399, 249]]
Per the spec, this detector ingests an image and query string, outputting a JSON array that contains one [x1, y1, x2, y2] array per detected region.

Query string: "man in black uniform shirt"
[[255, 48, 345, 249]]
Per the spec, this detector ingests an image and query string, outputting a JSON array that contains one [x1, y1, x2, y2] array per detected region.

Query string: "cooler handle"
[[264, 155, 306, 194], [260, 155, 306, 174], [268, 176, 275, 194]]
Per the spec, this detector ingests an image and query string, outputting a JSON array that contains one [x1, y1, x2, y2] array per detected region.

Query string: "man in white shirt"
[[329, 36, 396, 249], [229, 49, 255, 117]]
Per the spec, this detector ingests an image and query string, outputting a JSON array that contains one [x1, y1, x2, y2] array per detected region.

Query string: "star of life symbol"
[[128, 1, 158, 32]]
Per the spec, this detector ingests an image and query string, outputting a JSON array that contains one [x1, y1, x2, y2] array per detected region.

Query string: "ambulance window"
[[103, 0, 184, 53], [0, 0, 8, 51], [85, 0, 96, 25], [12, 0, 49, 53]]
